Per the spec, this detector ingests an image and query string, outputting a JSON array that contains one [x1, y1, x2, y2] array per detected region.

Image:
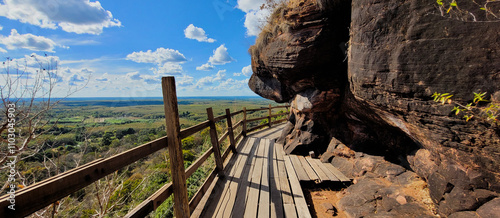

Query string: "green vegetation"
[[432, 92, 499, 125], [435, 0, 499, 21], [1, 97, 284, 217]]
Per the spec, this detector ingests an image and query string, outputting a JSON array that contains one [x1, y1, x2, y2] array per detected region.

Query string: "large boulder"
[[249, 0, 500, 215]]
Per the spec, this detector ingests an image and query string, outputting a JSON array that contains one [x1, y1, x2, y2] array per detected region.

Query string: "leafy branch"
[[432, 92, 499, 124], [436, 0, 499, 21]]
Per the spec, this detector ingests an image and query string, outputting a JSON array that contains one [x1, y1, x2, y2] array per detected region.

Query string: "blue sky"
[[0, 0, 272, 97]]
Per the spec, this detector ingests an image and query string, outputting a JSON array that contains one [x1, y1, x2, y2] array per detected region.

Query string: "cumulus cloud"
[[176, 75, 194, 87], [184, 24, 215, 43], [0, 29, 64, 52], [0, 0, 121, 35], [126, 48, 187, 65], [237, 0, 271, 36], [151, 62, 183, 75], [141, 75, 160, 84], [234, 65, 253, 77], [95, 73, 108, 82], [126, 48, 187, 76], [126, 71, 142, 81], [196, 70, 226, 88], [208, 44, 234, 65], [68, 74, 85, 85], [196, 63, 215, 71], [0, 25, 3, 31], [0, 47, 6, 53], [237, 0, 265, 12]]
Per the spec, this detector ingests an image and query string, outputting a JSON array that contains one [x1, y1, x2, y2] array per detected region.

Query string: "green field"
[[2, 97, 287, 217]]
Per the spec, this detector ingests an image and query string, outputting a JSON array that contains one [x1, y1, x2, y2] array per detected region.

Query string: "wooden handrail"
[[246, 116, 268, 123], [0, 73, 289, 217], [179, 120, 210, 139], [162, 77, 190, 218], [0, 136, 169, 217]]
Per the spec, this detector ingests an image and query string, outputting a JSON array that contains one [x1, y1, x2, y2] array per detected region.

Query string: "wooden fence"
[[0, 77, 289, 218]]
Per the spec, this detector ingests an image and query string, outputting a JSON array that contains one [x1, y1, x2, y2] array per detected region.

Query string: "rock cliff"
[[249, 0, 500, 216]]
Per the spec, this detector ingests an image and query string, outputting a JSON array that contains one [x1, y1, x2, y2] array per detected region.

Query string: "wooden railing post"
[[242, 107, 247, 136], [268, 104, 272, 128], [161, 77, 190, 218], [225, 109, 237, 153], [206, 107, 224, 176]]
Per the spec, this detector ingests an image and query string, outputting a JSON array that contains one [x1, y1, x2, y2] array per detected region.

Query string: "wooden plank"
[[126, 182, 173, 218], [230, 110, 243, 117], [284, 156, 312, 218], [207, 107, 224, 175], [221, 146, 231, 162], [190, 169, 217, 217], [297, 156, 319, 181], [310, 158, 339, 182], [271, 119, 287, 125], [305, 157, 329, 182], [225, 109, 237, 153], [271, 105, 290, 110], [218, 137, 259, 218], [218, 130, 229, 145], [233, 120, 242, 129], [289, 155, 310, 181], [275, 143, 293, 205], [235, 133, 242, 143], [243, 138, 266, 218], [242, 107, 247, 136], [283, 204, 298, 218], [179, 120, 210, 139], [246, 107, 268, 112], [247, 116, 268, 123], [162, 77, 190, 218], [213, 138, 254, 215], [269, 141, 284, 218], [270, 112, 288, 118], [213, 114, 227, 123], [185, 148, 213, 178], [247, 123, 268, 133], [258, 139, 271, 218], [324, 163, 351, 182], [230, 138, 260, 217], [0, 136, 169, 218], [268, 104, 273, 128], [201, 138, 254, 217]]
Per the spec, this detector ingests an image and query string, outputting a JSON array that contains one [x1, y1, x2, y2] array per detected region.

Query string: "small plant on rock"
[[432, 92, 499, 125]]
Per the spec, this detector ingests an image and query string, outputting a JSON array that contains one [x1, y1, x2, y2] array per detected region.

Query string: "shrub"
[[432, 92, 499, 126]]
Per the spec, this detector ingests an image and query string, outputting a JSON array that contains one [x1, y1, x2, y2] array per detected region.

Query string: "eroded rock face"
[[249, 0, 500, 216]]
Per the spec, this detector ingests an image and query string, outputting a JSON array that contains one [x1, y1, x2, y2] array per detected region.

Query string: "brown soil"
[[303, 186, 348, 218]]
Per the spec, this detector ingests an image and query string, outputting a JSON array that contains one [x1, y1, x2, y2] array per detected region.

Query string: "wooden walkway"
[[287, 155, 350, 183], [192, 125, 349, 218]]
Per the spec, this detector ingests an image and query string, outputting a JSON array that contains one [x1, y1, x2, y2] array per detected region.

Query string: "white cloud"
[[234, 65, 253, 77], [126, 71, 142, 81], [0, 29, 64, 52], [196, 63, 215, 71], [151, 62, 183, 75], [0, 47, 6, 53], [0, 25, 3, 31], [196, 70, 226, 88], [243, 9, 270, 36], [95, 73, 108, 82], [184, 24, 215, 43], [176, 75, 194, 87], [237, 0, 273, 36], [141, 75, 160, 84], [126, 48, 187, 65], [0, 0, 121, 35], [237, 0, 265, 13], [208, 44, 234, 65]]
